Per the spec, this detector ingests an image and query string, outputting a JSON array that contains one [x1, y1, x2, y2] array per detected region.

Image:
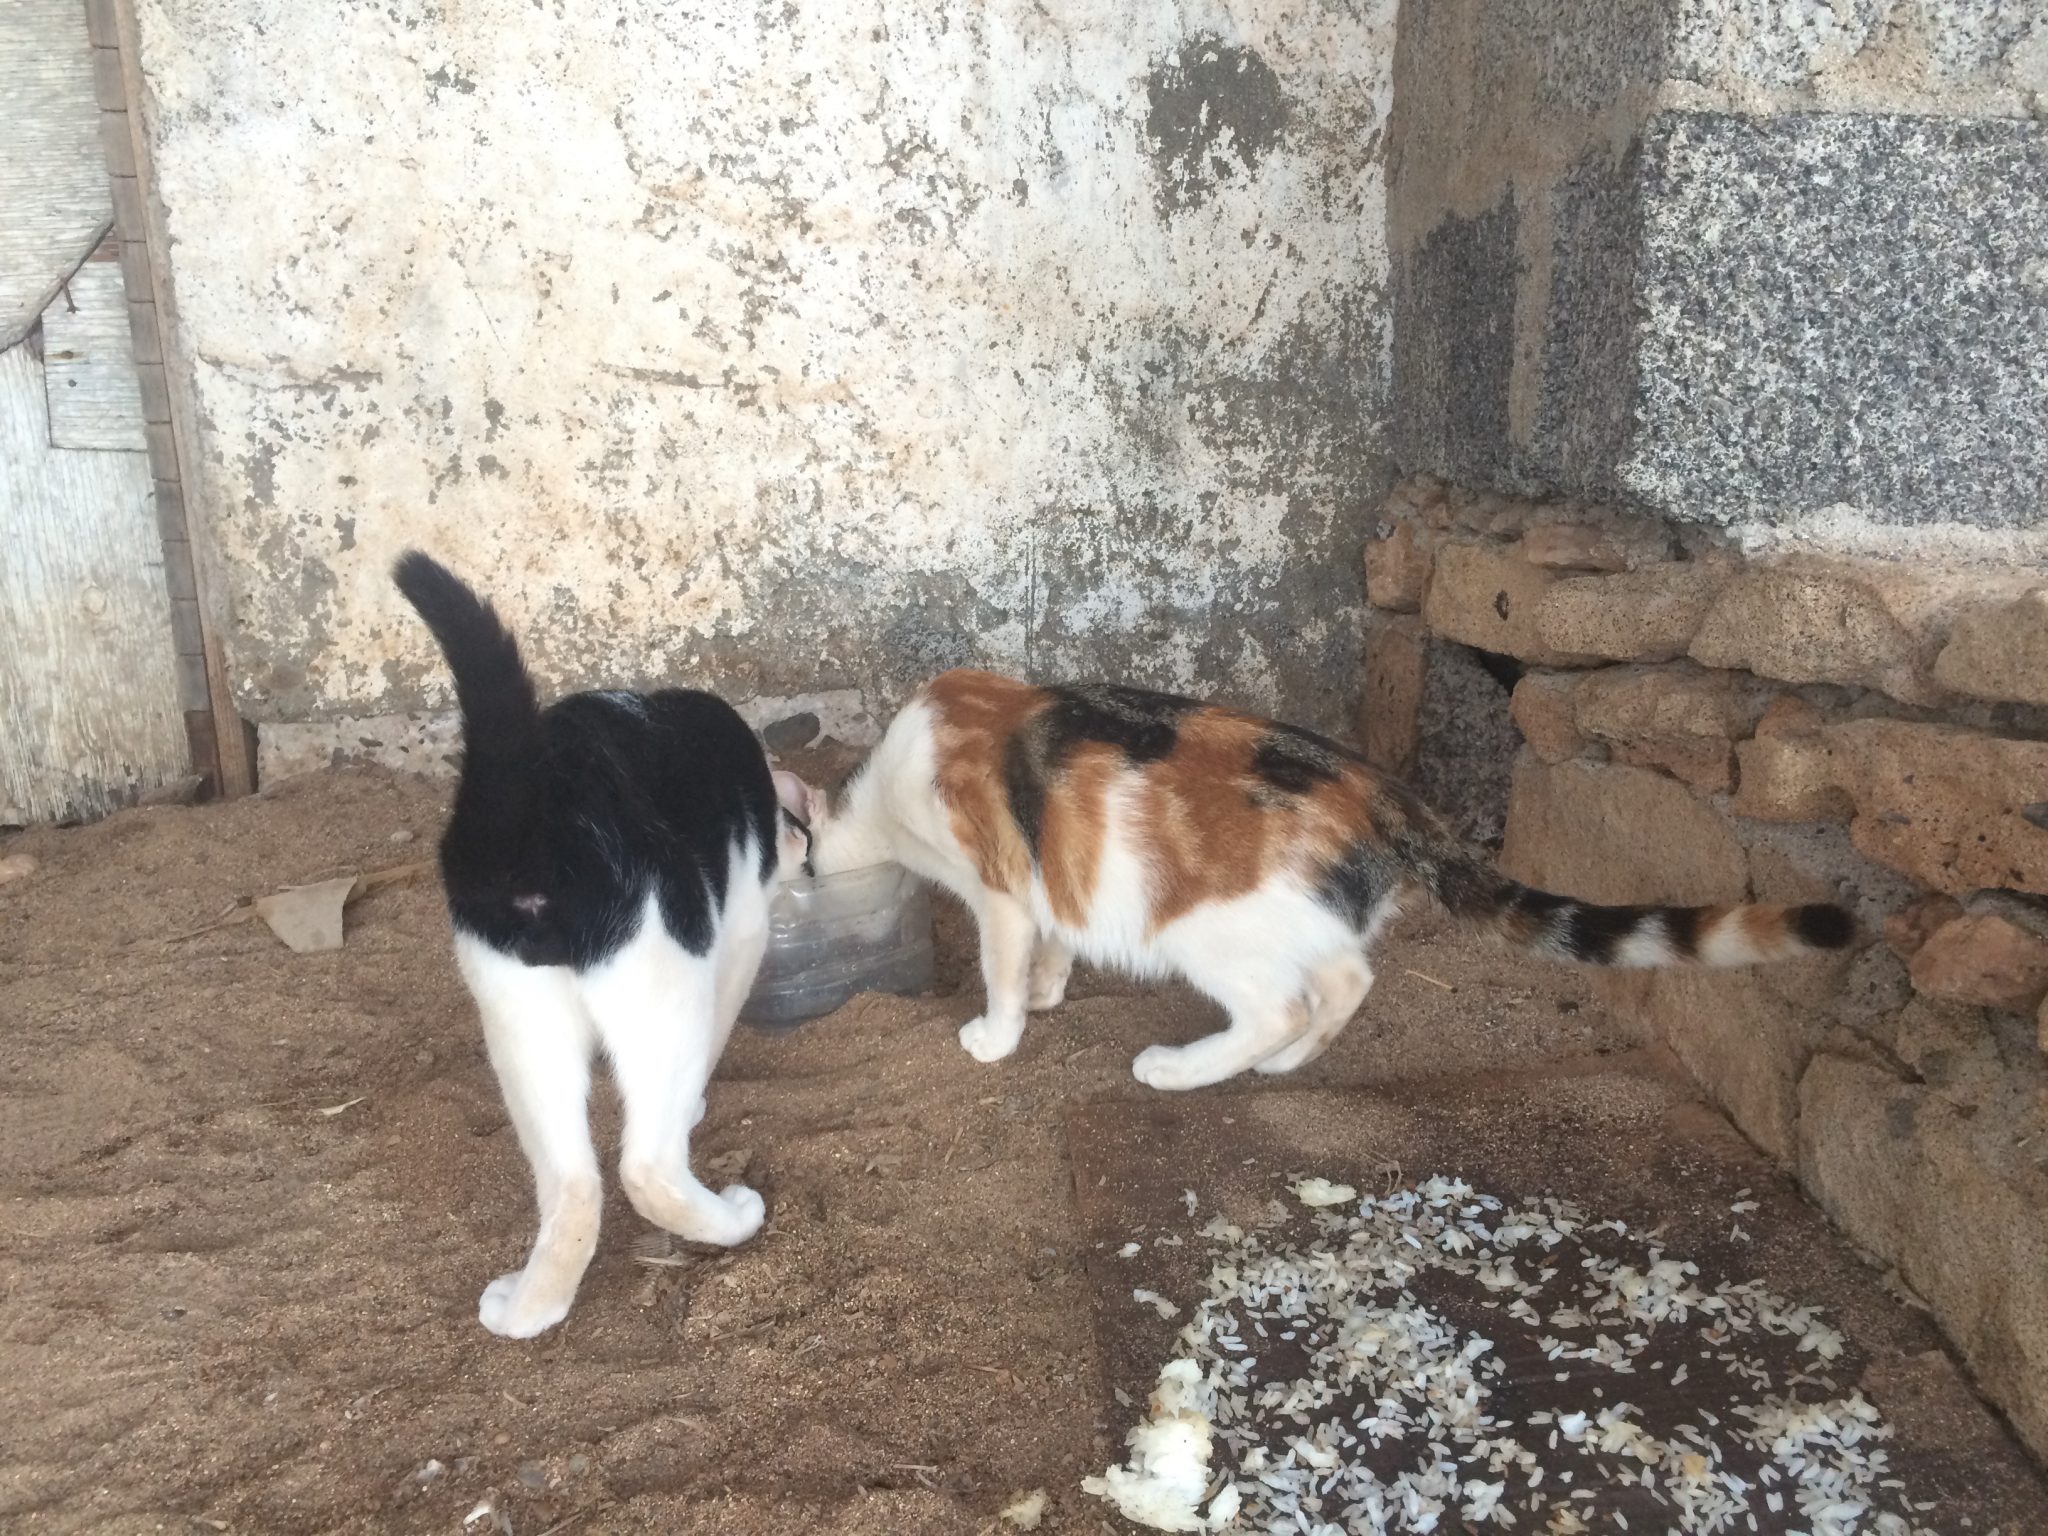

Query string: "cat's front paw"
[[958, 1015, 1022, 1063], [712, 1183, 766, 1245], [478, 1270, 571, 1339], [1131, 1044, 1192, 1092]]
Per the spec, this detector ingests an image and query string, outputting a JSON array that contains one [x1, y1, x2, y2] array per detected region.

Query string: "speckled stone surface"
[[1392, 141, 1658, 506], [1621, 110, 2048, 532], [1390, 197, 1524, 495], [1387, 0, 1673, 502]]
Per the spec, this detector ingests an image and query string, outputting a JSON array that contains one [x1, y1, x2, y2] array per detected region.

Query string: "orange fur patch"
[[1740, 904, 1788, 955], [920, 670, 1403, 935], [923, 671, 1043, 896], [1038, 743, 1115, 927]]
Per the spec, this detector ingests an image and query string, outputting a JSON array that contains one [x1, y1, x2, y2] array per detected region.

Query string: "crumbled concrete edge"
[[257, 688, 878, 784]]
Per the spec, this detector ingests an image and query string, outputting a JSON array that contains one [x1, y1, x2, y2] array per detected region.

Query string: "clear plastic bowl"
[[740, 861, 935, 1028]]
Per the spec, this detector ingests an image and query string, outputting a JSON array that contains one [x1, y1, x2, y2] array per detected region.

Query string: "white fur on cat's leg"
[[1256, 953, 1375, 1075], [1026, 934, 1074, 1012], [1134, 993, 1312, 1091], [959, 889, 1036, 1063], [582, 893, 765, 1249], [456, 934, 603, 1339]]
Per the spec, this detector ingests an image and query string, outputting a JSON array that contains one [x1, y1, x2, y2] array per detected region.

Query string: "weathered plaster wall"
[[132, 0, 1396, 743]]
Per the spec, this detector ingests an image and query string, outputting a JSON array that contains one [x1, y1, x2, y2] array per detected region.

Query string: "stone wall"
[[1388, 0, 2048, 555], [1364, 477, 2048, 1457], [129, 0, 1398, 760]]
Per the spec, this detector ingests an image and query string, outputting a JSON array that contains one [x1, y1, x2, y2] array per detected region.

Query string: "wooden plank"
[[110, 0, 256, 798], [0, 0, 111, 347], [43, 254, 148, 451], [0, 344, 187, 825]]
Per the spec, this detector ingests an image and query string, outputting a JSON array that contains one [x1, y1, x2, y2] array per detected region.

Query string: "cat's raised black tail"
[[392, 551, 543, 765]]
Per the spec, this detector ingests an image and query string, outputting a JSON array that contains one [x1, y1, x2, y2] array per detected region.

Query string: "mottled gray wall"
[[1390, 0, 2048, 554], [131, 0, 1397, 741]]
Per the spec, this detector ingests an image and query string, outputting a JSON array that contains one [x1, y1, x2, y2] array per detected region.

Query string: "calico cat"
[[774, 669, 1854, 1092], [394, 552, 811, 1337]]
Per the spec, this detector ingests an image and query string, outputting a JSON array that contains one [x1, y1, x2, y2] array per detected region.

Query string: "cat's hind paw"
[[958, 1015, 1024, 1063], [1131, 1044, 1196, 1092], [478, 1271, 572, 1339], [712, 1183, 766, 1245]]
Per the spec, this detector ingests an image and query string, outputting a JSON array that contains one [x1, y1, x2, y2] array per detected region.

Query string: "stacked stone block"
[[1362, 477, 2048, 1455]]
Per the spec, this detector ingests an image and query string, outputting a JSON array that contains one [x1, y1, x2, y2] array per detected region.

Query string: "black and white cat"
[[394, 552, 812, 1338]]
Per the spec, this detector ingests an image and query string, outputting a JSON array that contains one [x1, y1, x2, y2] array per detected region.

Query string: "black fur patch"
[[1504, 885, 1573, 928], [1003, 733, 1050, 856], [1561, 903, 1653, 964], [1792, 903, 1855, 950], [1004, 685, 1198, 854], [1251, 731, 1344, 794], [1417, 849, 1510, 918], [396, 553, 780, 970], [1662, 905, 1706, 960], [1040, 684, 1196, 764], [1315, 839, 1404, 929]]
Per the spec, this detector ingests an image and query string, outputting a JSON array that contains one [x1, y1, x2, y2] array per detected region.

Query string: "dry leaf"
[[254, 877, 358, 953], [149, 860, 431, 951]]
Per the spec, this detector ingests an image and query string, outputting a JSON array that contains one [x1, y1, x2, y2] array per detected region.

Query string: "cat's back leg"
[[1254, 950, 1374, 1075], [1026, 932, 1074, 1012], [1131, 987, 1312, 1091], [579, 894, 764, 1248], [1132, 894, 1345, 1089], [455, 934, 603, 1339]]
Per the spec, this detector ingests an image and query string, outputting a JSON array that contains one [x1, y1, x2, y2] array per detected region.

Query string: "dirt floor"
[[2, 769, 2043, 1534]]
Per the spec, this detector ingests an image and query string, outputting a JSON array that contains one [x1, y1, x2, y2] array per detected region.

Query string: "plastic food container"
[[740, 861, 935, 1028]]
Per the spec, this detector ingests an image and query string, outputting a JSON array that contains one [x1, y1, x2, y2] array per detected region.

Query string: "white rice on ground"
[[1087, 1175, 1958, 1536]]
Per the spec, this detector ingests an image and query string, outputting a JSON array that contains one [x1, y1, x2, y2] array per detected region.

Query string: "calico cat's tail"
[[391, 551, 542, 763], [1421, 853, 1855, 968]]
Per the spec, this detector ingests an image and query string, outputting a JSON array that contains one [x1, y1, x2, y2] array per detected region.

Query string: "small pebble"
[[568, 1454, 591, 1476], [390, 829, 415, 844], [0, 853, 38, 887], [416, 1048, 436, 1067], [515, 1462, 547, 1491], [493, 1432, 510, 1446]]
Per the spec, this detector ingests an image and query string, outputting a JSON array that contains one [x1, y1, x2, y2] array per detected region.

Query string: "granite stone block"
[[1621, 110, 2048, 533]]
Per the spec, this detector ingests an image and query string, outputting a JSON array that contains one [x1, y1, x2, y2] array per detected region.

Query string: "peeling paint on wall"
[[133, 0, 1396, 734]]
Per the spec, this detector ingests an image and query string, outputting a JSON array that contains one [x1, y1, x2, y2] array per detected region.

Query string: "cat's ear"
[[772, 770, 820, 823]]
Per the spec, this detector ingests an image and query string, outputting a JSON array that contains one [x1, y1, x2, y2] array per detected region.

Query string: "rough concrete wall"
[[1388, 0, 1676, 503], [1389, 0, 2048, 552], [130, 0, 1396, 736]]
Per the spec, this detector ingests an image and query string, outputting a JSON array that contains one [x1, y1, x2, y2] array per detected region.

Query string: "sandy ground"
[[1, 769, 2038, 1534]]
